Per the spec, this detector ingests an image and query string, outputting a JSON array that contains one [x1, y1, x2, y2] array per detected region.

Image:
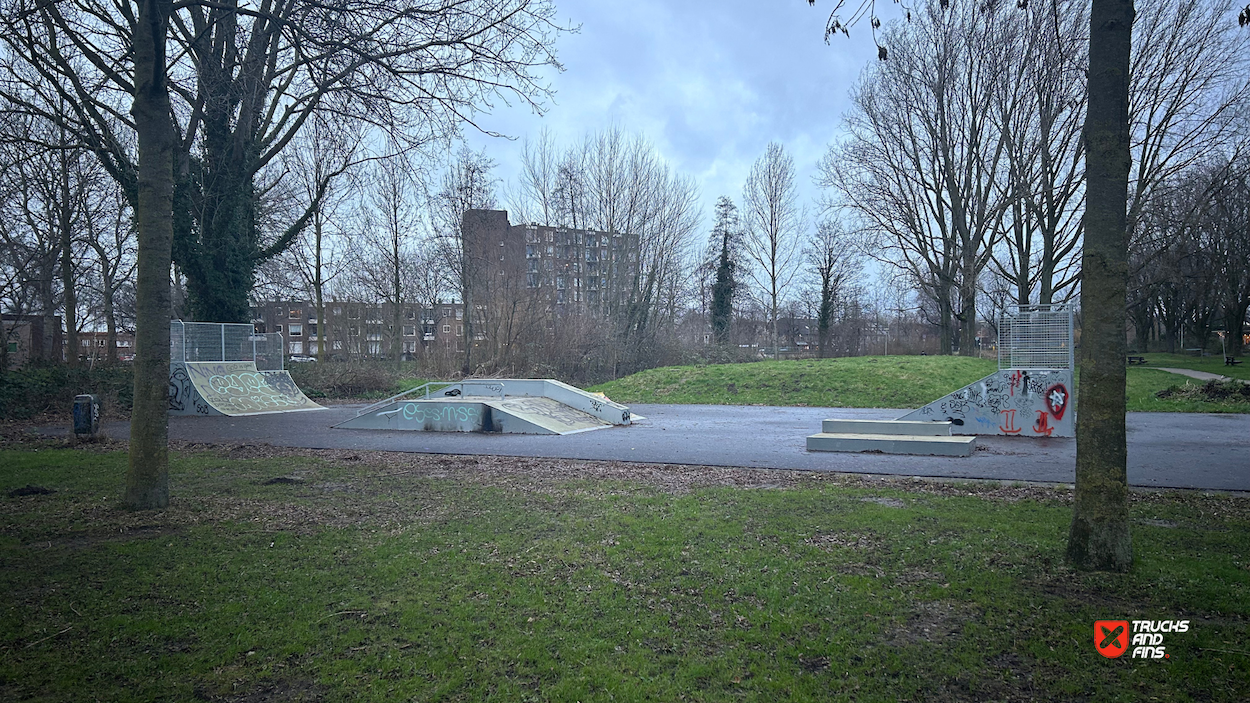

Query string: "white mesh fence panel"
[[997, 305, 1073, 370], [253, 332, 284, 370], [171, 321, 276, 366], [170, 320, 185, 362]]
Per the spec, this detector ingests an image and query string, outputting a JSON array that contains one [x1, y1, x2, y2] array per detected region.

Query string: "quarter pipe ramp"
[[169, 361, 324, 417]]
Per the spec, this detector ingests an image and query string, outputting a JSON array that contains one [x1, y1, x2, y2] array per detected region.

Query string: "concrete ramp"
[[169, 361, 324, 417], [896, 368, 1073, 437], [333, 379, 630, 435], [487, 397, 610, 434]]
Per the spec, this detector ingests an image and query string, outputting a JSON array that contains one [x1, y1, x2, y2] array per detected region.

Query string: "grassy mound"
[[590, 356, 1250, 413], [590, 356, 998, 408]]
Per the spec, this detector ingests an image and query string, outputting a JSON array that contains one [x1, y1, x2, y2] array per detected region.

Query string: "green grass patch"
[[590, 356, 998, 408], [1140, 353, 1250, 382], [3, 446, 1247, 701], [590, 356, 1248, 414]]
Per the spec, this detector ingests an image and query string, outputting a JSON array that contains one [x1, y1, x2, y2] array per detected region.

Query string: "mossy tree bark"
[[124, 0, 174, 510], [1067, 0, 1134, 571]]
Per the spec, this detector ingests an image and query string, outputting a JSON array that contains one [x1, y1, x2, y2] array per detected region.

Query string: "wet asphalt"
[[69, 403, 1250, 492]]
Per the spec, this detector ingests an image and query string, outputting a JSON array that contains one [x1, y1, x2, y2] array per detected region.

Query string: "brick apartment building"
[[253, 211, 642, 361], [462, 209, 640, 312], [75, 330, 136, 363], [252, 300, 468, 360]]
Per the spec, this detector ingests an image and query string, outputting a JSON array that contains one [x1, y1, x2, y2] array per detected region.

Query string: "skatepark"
[[128, 314, 1248, 492]]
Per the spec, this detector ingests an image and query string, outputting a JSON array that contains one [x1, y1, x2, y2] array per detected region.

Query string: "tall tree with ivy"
[[709, 196, 742, 347]]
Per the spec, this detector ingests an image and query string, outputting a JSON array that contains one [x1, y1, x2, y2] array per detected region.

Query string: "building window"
[[456, 325, 463, 336], [405, 308, 415, 319], [289, 341, 303, 354], [402, 341, 417, 353], [288, 324, 303, 337], [289, 308, 302, 319], [348, 308, 359, 319], [403, 325, 416, 337], [455, 308, 463, 320], [333, 341, 343, 350], [348, 326, 359, 337], [7, 342, 17, 353], [333, 306, 342, 316], [526, 273, 538, 288], [442, 309, 451, 318], [275, 324, 283, 333], [442, 324, 451, 334]]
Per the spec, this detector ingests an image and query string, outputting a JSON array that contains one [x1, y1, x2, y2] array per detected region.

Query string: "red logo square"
[[1095, 620, 1129, 658]]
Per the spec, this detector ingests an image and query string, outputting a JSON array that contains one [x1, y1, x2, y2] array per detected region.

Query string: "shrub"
[[0, 364, 134, 420]]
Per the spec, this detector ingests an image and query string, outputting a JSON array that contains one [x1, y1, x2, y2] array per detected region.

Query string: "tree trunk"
[[124, 0, 175, 511], [1067, 0, 1133, 572], [59, 147, 79, 368], [314, 214, 327, 362], [1226, 303, 1248, 357], [104, 283, 118, 365]]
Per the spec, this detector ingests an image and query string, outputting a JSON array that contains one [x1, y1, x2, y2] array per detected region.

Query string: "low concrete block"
[[821, 419, 952, 436], [806, 432, 976, 457]]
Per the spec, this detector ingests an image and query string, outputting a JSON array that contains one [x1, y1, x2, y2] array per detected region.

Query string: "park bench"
[[1127, 355, 1146, 365], [1226, 356, 1243, 367]]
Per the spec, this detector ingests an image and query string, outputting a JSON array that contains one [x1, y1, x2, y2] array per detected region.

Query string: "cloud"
[[462, 0, 893, 234]]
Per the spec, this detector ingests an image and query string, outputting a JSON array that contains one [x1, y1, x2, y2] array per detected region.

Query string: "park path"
[[1156, 367, 1237, 382]]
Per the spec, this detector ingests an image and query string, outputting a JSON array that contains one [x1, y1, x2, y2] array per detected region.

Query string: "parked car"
[[288, 355, 316, 363]]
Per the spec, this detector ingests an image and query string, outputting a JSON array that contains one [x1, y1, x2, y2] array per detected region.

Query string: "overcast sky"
[[461, 0, 896, 236]]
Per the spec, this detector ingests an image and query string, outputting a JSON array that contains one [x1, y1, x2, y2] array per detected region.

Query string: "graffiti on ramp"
[[182, 361, 323, 416]]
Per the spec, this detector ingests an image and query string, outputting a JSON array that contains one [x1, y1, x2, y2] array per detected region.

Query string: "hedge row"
[[0, 365, 134, 420]]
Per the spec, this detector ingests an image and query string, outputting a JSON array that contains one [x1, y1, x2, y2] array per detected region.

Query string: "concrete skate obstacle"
[[808, 305, 1076, 455], [334, 378, 632, 435]]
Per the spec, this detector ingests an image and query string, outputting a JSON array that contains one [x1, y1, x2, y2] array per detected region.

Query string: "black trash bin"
[[72, 394, 100, 438]]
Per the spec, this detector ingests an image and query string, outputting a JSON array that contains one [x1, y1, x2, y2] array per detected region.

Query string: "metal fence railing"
[[170, 321, 284, 370], [997, 305, 1073, 370]]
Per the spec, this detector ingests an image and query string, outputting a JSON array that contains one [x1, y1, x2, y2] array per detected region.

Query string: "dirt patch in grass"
[[888, 599, 979, 645]]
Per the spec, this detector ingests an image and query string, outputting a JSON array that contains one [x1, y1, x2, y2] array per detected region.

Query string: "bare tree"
[[277, 115, 365, 361], [990, 0, 1088, 306], [2, 0, 569, 323], [431, 146, 498, 374], [85, 186, 137, 364], [808, 218, 861, 358], [819, 2, 1013, 355], [742, 142, 803, 358]]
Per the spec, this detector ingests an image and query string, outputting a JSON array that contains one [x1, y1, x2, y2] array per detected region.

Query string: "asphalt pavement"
[[69, 403, 1250, 492]]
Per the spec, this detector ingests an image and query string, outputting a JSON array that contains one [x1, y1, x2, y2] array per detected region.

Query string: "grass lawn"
[[1139, 353, 1250, 382], [2, 443, 1248, 701], [590, 356, 1250, 414], [590, 356, 998, 408]]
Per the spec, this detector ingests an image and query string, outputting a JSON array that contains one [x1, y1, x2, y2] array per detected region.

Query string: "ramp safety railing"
[[997, 305, 1073, 371], [354, 380, 507, 417], [170, 320, 284, 370]]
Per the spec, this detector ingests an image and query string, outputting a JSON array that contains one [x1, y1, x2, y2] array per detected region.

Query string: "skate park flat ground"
[[66, 403, 1250, 491]]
